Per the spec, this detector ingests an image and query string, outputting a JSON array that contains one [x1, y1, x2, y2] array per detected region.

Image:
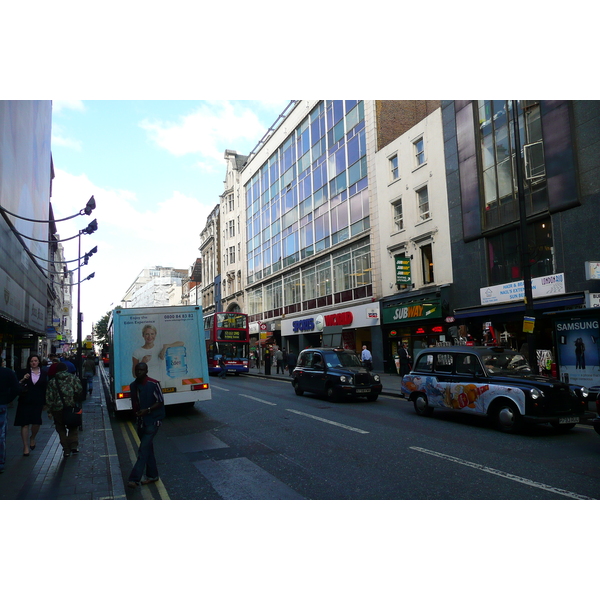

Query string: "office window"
[[315, 258, 332, 297], [302, 264, 317, 301], [284, 271, 301, 305], [392, 199, 403, 231], [417, 186, 430, 220], [476, 100, 551, 229], [487, 218, 553, 285], [390, 154, 399, 181], [414, 138, 425, 166], [421, 243, 434, 284]]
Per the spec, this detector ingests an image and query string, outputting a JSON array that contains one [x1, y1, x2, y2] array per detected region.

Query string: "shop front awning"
[[454, 292, 585, 319]]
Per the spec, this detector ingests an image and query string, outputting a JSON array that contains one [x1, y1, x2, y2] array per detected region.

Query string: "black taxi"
[[401, 346, 590, 433], [292, 347, 382, 401]]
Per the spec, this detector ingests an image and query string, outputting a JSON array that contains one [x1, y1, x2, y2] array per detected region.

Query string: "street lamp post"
[[511, 101, 537, 370], [76, 219, 98, 377], [0, 198, 97, 366]]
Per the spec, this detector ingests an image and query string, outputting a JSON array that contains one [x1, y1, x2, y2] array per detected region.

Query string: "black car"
[[401, 346, 590, 433], [292, 347, 383, 401]]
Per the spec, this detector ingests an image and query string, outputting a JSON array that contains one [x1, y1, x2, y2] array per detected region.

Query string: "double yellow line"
[[120, 420, 170, 500]]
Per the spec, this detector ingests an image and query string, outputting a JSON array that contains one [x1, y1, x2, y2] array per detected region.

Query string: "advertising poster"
[[119, 310, 203, 391], [555, 316, 600, 392]]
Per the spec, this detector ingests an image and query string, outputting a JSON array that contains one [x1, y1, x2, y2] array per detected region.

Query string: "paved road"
[[109, 373, 600, 500]]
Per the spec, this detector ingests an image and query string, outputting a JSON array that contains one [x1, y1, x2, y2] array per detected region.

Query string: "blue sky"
[[50, 100, 288, 336]]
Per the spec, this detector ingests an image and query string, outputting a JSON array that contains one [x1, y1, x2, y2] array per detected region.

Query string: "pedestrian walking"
[[60, 355, 77, 374], [127, 362, 165, 488], [264, 347, 272, 375], [14, 354, 48, 456], [286, 351, 297, 376], [46, 354, 60, 379], [361, 345, 373, 371], [45, 362, 83, 458], [0, 365, 21, 474], [83, 353, 96, 395], [218, 354, 227, 378], [398, 342, 412, 376], [274, 348, 284, 374]]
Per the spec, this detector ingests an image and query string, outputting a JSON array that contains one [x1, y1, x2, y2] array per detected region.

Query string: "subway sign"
[[382, 301, 441, 324], [395, 256, 411, 285]]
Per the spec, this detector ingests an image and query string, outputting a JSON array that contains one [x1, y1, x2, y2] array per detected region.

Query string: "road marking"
[[211, 384, 230, 391], [409, 446, 596, 500], [239, 394, 277, 406], [286, 409, 369, 434], [122, 421, 170, 500]]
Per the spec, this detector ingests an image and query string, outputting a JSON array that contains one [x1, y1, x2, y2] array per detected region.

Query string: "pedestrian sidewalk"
[[245, 365, 406, 398], [0, 372, 125, 500]]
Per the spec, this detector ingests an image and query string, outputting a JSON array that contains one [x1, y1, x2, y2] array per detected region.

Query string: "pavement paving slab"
[[0, 372, 126, 501]]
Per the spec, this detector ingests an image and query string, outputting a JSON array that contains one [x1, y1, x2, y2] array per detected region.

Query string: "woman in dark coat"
[[14, 354, 48, 456]]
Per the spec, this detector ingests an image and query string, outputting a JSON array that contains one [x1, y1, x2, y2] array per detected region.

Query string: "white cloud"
[[51, 169, 209, 330], [52, 100, 86, 113], [139, 100, 270, 163], [51, 134, 82, 151], [51, 123, 82, 151]]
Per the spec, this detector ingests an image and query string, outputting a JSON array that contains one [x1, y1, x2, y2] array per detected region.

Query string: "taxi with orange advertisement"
[[401, 346, 590, 433]]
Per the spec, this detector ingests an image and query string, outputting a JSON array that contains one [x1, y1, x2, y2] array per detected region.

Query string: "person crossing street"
[[127, 362, 165, 488]]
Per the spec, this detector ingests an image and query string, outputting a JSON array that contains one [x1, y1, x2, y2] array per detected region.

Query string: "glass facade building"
[[244, 101, 373, 321]]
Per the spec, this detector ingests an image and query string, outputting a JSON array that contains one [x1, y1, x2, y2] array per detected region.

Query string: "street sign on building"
[[395, 256, 411, 285]]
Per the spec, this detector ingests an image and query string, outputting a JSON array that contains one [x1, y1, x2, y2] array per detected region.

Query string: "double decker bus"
[[204, 311, 250, 375]]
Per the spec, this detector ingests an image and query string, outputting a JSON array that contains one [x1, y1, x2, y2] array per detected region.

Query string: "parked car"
[[292, 347, 383, 401], [401, 346, 590, 433]]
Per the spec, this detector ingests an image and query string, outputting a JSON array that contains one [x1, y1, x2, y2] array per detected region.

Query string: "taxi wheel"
[[414, 393, 433, 416], [494, 401, 523, 433], [326, 385, 338, 401], [293, 380, 304, 396]]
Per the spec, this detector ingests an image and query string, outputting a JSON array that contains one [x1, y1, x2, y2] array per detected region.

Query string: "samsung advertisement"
[[555, 316, 600, 393]]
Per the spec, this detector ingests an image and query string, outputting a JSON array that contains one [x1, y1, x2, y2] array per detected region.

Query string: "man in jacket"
[[0, 365, 21, 473], [274, 348, 284, 374], [45, 362, 83, 458], [127, 361, 165, 488]]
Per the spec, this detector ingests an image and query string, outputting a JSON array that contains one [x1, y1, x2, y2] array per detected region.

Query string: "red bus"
[[204, 312, 250, 375]]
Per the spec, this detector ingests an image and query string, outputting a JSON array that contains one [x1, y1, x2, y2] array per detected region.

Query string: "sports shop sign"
[[282, 302, 381, 336], [292, 311, 353, 333]]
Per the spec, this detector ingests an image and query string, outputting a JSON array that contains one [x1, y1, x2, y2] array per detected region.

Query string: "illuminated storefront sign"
[[382, 301, 441, 324]]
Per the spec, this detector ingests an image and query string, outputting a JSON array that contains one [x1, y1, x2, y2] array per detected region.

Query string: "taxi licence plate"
[[161, 387, 176, 394], [360, 388, 371, 394], [559, 416, 579, 424]]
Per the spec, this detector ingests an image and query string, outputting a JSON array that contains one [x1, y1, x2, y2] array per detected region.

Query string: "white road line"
[[210, 384, 230, 391], [409, 446, 596, 500], [286, 409, 369, 434], [239, 394, 277, 406]]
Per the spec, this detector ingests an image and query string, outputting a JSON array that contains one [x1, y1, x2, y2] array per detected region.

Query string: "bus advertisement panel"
[[205, 312, 249, 375], [108, 305, 211, 411]]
